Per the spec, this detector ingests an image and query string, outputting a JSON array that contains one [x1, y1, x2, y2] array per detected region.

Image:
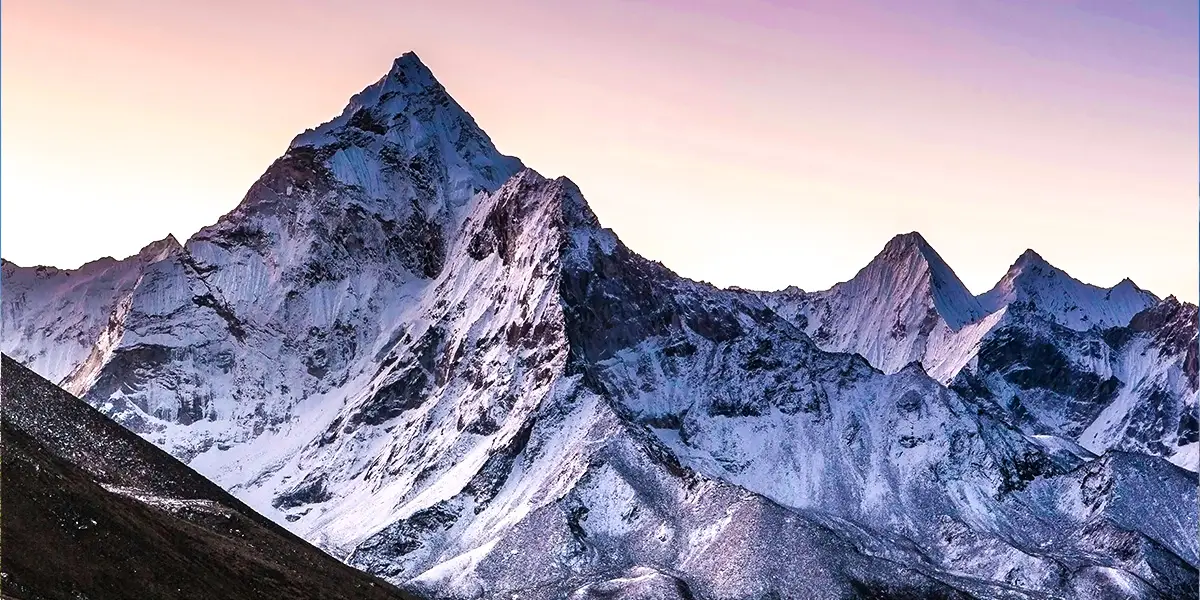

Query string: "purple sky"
[[3, 0, 1197, 300]]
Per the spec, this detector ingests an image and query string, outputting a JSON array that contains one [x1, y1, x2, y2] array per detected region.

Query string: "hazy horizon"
[[3, 0, 1196, 301]]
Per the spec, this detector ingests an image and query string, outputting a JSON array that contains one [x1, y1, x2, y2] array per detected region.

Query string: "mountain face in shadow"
[[0, 354, 420, 600]]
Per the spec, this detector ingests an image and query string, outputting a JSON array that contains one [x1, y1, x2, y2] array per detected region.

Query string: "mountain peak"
[[878, 232, 956, 279], [274, 53, 521, 210], [393, 50, 427, 69], [847, 232, 984, 330], [1113, 277, 1140, 291], [1014, 248, 1047, 268], [992, 249, 1064, 289], [979, 249, 1158, 330], [137, 233, 182, 261], [882, 231, 933, 256], [758, 231, 987, 375], [381, 51, 439, 95], [288, 51, 502, 156]]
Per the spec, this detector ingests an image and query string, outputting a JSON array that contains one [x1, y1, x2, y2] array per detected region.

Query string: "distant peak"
[[884, 231, 932, 253], [1002, 249, 1053, 280], [1107, 277, 1158, 304], [996, 249, 1069, 288], [382, 51, 439, 94], [136, 234, 182, 262], [1149, 295, 1190, 314], [879, 232, 956, 269], [874, 231, 949, 267], [141, 233, 180, 251], [859, 231, 984, 329], [1015, 249, 1045, 265], [980, 247, 1160, 330], [875, 232, 938, 268], [773, 285, 806, 296]]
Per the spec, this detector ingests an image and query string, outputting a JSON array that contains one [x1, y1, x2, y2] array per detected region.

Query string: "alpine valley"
[[2, 53, 1196, 600]]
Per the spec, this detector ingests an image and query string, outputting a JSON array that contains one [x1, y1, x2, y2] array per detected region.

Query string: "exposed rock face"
[[950, 296, 1198, 469], [2, 53, 1196, 600]]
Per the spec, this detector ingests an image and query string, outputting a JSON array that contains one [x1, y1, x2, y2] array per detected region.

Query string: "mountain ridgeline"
[[2, 52, 1196, 600]]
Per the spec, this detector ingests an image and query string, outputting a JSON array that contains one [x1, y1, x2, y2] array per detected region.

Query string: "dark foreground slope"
[[0, 354, 416, 600]]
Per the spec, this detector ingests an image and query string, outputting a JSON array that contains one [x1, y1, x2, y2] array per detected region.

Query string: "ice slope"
[[1, 53, 1195, 599]]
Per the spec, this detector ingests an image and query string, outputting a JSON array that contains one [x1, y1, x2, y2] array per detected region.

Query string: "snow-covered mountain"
[[1, 235, 181, 385], [761, 232, 991, 378], [3, 53, 1196, 600], [948, 293, 1198, 469], [978, 249, 1158, 331], [761, 237, 1196, 472]]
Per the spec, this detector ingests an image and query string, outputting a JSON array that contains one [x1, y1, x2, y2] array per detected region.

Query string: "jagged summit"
[[979, 247, 1157, 330], [0, 233, 180, 273], [876, 232, 949, 271], [387, 51, 439, 90], [881, 231, 933, 254], [137, 233, 182, 260], [769, 284, 806, 296], [477, 167, 599, 228], [1128, 294, 1198, 342], [877, 232, 951, 279], [1111, 276, 1146, 295], [289, 51, 513, 160], [860, 231, 984, 330], [269, 52, 523, 215], [1014, 248, 1046, 266]]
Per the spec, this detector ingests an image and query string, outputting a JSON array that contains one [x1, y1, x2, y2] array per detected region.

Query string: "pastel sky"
[[3, 0, 1197, 301]]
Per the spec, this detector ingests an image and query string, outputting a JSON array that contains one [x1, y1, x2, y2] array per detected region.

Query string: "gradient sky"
[[3, 0, 1197, 301]]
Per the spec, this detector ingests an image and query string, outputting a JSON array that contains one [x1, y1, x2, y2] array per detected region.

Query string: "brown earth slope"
[[0, 354, 419, 600]]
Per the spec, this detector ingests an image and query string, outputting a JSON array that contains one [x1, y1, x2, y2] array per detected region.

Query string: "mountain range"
[[2, 52, 1196, 600]]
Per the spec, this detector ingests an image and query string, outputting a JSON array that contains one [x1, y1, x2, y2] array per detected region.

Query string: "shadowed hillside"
[[0, 354, 420, 600]]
